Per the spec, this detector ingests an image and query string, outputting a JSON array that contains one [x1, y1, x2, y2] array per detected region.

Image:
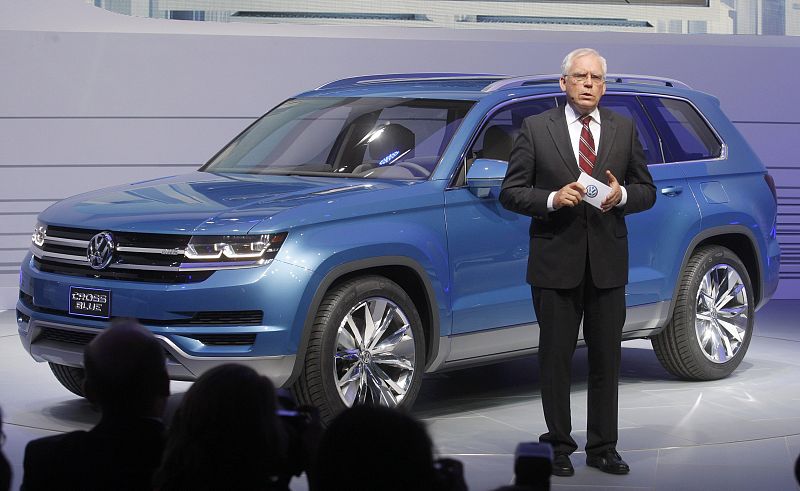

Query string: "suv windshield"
[[202, 97, 475, 180]]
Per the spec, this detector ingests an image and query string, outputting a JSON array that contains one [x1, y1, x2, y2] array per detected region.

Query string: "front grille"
[[144, 310, 264, 327], [37, 327, 97, 346], [187, 334, 257, 346], [31, 226, 211, 283], [182, 310, 263, 326], [36, 326, 258, 348], [22, 300, 263, 328]]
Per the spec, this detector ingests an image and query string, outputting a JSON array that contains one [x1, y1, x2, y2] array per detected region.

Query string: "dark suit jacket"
[[500, 106, 656, 289], [21, 415, 165, 491]]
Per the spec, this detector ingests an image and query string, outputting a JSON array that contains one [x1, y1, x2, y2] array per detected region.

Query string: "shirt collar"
[[565, 103, 601, 126]]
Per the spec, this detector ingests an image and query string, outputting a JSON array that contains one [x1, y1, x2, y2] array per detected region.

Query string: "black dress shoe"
[[551, 453, 574, 477], [586, 449, 630, 475]]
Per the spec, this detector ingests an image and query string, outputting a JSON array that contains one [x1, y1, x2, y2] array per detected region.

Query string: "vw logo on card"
[[586, 185, 598, 198]]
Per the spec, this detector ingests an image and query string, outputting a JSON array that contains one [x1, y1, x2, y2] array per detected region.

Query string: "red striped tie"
[[578, 115, 596, 175]]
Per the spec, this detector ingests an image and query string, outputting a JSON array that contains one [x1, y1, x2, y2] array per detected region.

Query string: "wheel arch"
[[284, 256, 441, 386], [661, 225, 764, 331]]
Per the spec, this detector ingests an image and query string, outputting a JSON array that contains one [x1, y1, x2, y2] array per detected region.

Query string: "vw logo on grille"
[[87, 232, 115, 270]]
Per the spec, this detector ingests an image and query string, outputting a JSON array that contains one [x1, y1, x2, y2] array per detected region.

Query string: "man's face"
[[559, 54, 606, 115]]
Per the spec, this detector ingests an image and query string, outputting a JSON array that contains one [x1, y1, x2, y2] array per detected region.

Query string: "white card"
[[577, 172, 612, 210]]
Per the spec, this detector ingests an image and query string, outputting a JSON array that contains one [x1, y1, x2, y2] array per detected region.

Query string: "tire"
[[293, 276, 425, 423], [651, 245, 754, 380], [49, 362, 87, 397]]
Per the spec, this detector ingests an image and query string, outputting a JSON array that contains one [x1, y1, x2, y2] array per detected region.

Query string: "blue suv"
[[17, 73, 780, 421]]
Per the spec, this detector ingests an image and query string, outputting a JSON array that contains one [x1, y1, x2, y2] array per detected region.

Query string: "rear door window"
[[600, 95, 664, 165], [640, 96, 722, 163]]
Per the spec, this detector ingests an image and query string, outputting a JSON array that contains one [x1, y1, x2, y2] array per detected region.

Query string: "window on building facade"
[[90, 0, 798, 36]]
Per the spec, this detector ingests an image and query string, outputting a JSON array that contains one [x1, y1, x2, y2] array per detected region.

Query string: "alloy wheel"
[[694, 264, 749, 363], [333, 297, 416, 407]]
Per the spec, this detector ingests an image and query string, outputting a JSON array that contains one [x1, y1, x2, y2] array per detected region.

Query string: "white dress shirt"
[[546, 104, 627, 211]]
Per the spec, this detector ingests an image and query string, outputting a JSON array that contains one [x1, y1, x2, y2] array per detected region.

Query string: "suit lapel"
[[595, 108, 617, 175], [547, 109, 580, 181]]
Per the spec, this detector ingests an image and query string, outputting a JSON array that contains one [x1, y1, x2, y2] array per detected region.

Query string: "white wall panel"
[[736, 123, 800, 167], [0, 166, 197, 201], [0, 215, 39, 235], [0, 118, 252, 165]]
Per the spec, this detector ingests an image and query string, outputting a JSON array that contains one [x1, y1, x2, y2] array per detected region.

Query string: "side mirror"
[[467, 159, 508, 198]]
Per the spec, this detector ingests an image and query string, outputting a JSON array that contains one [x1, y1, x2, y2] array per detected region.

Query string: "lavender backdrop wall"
[[1, 0, 798, 308]]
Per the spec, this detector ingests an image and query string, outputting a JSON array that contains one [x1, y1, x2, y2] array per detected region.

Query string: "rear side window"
[[641, 97, 722, 163]]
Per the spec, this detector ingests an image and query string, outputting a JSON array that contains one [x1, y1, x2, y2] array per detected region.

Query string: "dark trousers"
[[532, 264, 626, 457]]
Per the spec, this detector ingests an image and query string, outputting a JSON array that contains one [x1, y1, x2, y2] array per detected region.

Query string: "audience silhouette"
[[313, 404, 465, 491], [1, 406, 11, 491], [155, 363, 290, 491], [21, 318, 169, 490]]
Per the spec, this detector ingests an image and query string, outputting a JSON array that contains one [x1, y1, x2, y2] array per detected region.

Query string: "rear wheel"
[[652, 245, 754, 380], [49, 362, 86, 397], [293, 276, 425, 423]]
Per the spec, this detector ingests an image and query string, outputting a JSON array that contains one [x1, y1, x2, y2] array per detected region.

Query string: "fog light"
[[17, 309, 31, 334]]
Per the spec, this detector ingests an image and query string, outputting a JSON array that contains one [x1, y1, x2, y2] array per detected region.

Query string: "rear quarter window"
[[641, 96, 722, 163]]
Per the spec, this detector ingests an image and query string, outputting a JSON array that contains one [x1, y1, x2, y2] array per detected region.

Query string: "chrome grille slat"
[[47, 237, 89, 247], [108, 263, 181, 272], [116, 246, 186, 255], [34, 249, 87, 263]]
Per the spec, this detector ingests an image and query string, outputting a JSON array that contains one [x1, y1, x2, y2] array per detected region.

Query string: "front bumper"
[[17, 253, 312, 385]]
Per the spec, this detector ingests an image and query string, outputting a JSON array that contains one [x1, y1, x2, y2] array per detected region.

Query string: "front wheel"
[[49, 362, 86, 397], [651, 245, 754, 380], [293, 276, 425, 423]]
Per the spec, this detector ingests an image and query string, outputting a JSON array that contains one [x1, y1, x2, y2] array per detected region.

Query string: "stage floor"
[[2, 301, 799, 490]]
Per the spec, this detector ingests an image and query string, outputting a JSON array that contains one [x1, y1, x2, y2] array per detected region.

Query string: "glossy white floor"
[[2, 301, 799, 491]]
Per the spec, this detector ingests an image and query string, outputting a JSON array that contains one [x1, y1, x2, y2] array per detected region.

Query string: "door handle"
[[661, 186, 683, 197]]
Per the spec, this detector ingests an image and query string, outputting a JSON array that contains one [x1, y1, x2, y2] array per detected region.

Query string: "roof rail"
[[604, 74, 690, 88], [483, 73, 690, 92], [482, 74, 561, 92], [317, 73, 505, 90]]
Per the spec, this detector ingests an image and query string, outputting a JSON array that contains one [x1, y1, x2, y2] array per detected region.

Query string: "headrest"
[[481, 124, 515, 162], [368, 123, 415, 163]]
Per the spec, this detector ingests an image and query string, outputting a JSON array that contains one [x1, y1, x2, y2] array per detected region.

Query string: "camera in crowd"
[[276, 389, 324, 482], [513, 442, 552, 490]]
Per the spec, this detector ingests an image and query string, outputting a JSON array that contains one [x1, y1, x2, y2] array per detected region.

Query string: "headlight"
[[31, 223, 46, 247], [184, 232, 287, 264]]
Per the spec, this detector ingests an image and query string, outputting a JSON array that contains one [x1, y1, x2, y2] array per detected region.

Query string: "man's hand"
[[601, 170, 621, 212], [553, 182, 586, 209]]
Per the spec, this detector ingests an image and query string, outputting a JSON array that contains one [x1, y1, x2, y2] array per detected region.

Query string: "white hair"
[[561, 48, 607, 76]]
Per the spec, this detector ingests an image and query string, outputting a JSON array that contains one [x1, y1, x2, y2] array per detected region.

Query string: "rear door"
[[599, 94, 701, 317]]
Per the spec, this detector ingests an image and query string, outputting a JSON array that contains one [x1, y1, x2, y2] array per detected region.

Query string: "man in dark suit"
[[22, 319, 170, 490], [500, 48, 656, 476]]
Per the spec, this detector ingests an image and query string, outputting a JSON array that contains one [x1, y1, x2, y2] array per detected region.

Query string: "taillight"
[[764, 173, 777, 204]]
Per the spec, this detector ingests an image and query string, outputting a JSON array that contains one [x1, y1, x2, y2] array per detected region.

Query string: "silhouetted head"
[[156, 364, 287, 490], [83, 318, 169, 418], [314, 405, 437, 491], [1, 406, 13, 491]]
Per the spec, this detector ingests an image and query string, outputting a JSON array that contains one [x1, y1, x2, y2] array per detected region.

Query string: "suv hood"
[[38, 172, 406, 235]]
